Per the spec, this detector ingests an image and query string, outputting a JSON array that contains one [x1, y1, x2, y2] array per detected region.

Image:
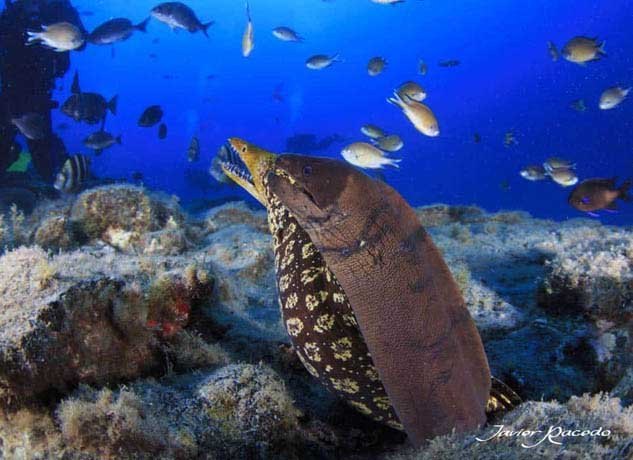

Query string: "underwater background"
[[23, 0, 632, 223]]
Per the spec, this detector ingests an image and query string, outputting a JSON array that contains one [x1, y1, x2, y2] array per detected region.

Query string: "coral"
[[9, 203, 25, 245], [386, 393, 633, 460]]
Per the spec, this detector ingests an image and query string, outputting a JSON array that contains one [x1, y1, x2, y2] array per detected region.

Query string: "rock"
[[33, 214, 79, 251], [70, 185, 185, 253], [204, 201, 268, 234], [51, 364, 303, 459], [537, 236, 633, 321], [386, 393, 633, 460], [0, 246, 216, 407]]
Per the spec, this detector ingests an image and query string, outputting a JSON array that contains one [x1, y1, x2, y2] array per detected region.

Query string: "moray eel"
[[218, 138, 518, 446]]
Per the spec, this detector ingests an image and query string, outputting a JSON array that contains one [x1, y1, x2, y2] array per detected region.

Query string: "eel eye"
[[303, 165, 312, 177], [241, 146, 247, 153]]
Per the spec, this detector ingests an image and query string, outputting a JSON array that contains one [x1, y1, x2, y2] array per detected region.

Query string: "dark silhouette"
[[0, 0, 85, 182]]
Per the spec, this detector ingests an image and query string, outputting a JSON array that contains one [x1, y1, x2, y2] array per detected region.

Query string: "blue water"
[[35, 1, 633, 223]]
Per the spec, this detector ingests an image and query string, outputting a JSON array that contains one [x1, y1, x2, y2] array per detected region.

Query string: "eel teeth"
[[219, 142, 254, 184]]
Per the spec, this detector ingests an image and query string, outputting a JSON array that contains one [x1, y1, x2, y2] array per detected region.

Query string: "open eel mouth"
[[217, 138, 265, 203]]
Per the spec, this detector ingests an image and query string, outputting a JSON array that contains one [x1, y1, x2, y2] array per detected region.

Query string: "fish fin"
[[586, 211, 600, 218], [116, 135, 122, 145], [136, 17, 150, 32], [201, 21, 215, 38], [331, 53, 343, 63], [623, 87, 632, 97], [108, 95, 118, 115], [71, 71, 81, 94], [246, 2, 251, 21], [486, 376, 522, 416], [618, 179, 632, 202]]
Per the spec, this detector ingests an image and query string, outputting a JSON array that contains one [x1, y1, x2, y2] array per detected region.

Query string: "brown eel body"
[[219, 138, 515, 446]]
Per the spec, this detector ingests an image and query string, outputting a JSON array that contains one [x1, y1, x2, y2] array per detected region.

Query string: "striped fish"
[[54, 154, 90, 193]]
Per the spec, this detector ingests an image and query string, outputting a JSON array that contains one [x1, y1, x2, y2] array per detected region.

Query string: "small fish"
[[547, 168, 578, 187], [306, 54, 340, 70], [83, 131, 122, 154], [599, 86, 630, 110], [568, 178, 631, 215], [138, 105, 164, 127], [370, 0, 405, 4], [371, 134, 403, 152], [387, 91, 439, 137], [520, 165, 547, 181], [397, 81, 427, 102], [569, 99, 586, 112], [503, 131, 517, 148], [418, 60, 428, 75], [547, 41, 559, 62], [562, 36, 605, 64], [543, 157, 575, 172], [11, 113, 49, 140], [88, 17, 149, 45], [188, 136, 200, 162], [131, 171, 144, 182], [367, 56, 387, 76], [26, 22, 84, 51], [150, 2, 214, 36], [158, 123, 168, 139], [499, 180, 511, 191], [341, 142, 400, 169], [242, 2, 254, 57], [272, 26, 303, 42], [54, 154, 90, 193], [473, 132, 481, 144], [210, 148, 233, 184], [439, 59, 460, 67], [361, 124, 386, 139], [61, 72, 117, 125]]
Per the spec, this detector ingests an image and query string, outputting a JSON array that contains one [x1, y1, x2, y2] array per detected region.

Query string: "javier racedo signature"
[[475, 424, 611, 448]]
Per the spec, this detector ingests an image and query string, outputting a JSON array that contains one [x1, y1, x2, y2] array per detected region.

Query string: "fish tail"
[[246, 2, 251, 20], [618, 180, 632, 202], [486, 376, 522, 416], [599, 40, 607, 56], [116, 135, 122, 145], [201, 21, 215, 38], [623, 87, 632, 97], [26, 31, 41, 44], [386, 158, 401, 168], [387, 90, 405, 109], [136, 17, 150, 32], [108, 95, 118, 115]]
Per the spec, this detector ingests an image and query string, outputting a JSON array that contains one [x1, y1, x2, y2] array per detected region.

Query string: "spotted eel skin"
[[264, 176, 403, 430]]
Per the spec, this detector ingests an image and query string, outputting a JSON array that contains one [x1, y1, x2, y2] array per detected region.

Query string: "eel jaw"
[[218, 138, 277, 206]]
